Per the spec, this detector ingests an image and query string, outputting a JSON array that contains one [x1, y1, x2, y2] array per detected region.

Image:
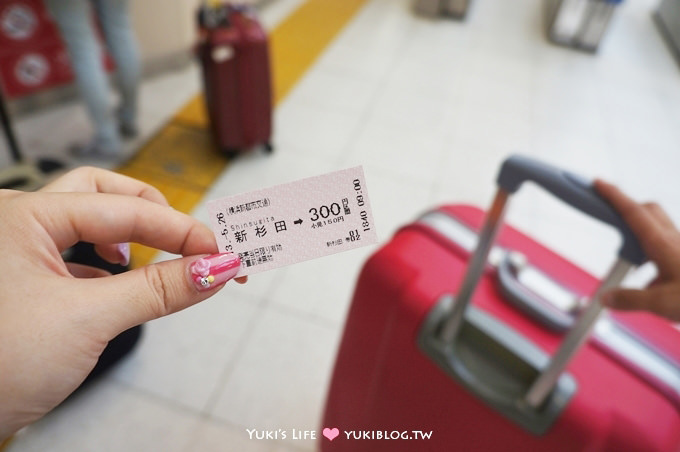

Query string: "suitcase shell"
[[197, 7, 272, 156], [321, 204, 680, 451]]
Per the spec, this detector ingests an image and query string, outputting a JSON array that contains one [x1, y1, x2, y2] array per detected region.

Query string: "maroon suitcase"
[[321, 156, 680, 451], [197, 4, 272, 157]]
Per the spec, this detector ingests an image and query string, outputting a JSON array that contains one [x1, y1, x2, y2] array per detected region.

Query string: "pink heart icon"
[[322, 427, 340, 441]]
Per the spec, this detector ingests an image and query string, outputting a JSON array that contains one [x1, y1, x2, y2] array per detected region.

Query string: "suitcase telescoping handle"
[[438, 154, 646, 409]]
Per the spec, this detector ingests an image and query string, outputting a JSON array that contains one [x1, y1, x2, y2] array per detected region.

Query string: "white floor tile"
[[181, 418, 308, 452], [209, 307, 340, 451], [314, 39, 398, 84], [335, 0, 415, 57], [341, 117, 448, 186], [380, 30, 471, 104], [270, 244, 375, 325], [7, 381, 199, 452], [363, 82, 454, 138], [110, 291, 259, 413], [287, 67, 379, 116], [272, 100, 364, 161], [223, 265, 290, 304], [432, 139, 519, 207]]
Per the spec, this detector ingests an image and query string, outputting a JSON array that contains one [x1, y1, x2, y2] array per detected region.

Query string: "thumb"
[[601, 286, 679, 321], [82, 252, 241, 336]]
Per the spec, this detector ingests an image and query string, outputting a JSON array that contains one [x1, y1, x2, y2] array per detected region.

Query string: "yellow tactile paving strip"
[[116, 123, 225, 266], [115, 0, 369, 268], [0, 438, 12, 451]]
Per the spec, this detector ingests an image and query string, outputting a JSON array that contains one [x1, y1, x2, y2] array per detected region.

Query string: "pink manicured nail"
[[117, 243, 130, 266], [190, 253, 241, 291]]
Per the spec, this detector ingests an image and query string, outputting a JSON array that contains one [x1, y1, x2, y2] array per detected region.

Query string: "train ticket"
[[207, 166, 378, 277]]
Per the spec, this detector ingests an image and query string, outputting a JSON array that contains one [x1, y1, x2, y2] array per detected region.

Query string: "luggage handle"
[[416, 210, 680, 424], [198, 2, 255, 30], [497, 155, 645, 265], [496, 253, 577, 332], [438, 154, 647, 410]]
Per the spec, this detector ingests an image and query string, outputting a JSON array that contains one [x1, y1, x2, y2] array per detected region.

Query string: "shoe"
[[119, 121, 139, 140], [69, 140, 121, 160], [116, 105, 139, 140]]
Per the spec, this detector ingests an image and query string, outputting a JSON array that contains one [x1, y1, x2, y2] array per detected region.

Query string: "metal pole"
[[438, 189, 510, 344], [524, 258, 633, 409], [0, 85, 23, 163]]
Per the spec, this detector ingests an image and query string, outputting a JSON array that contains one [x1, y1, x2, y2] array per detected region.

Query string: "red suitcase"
[[197, 3, 272, 157], [321, 156, 680, 451]]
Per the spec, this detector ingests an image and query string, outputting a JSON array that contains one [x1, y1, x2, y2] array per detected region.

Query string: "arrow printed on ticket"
[[207, 166, 378, 277]]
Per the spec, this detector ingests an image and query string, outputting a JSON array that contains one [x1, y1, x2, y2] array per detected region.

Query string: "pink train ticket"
[[206, 166, 378, 277]]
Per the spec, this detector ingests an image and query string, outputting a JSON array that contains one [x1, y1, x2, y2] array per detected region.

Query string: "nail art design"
[[190, 253, 240, 291], [117, 243, 130, 267]]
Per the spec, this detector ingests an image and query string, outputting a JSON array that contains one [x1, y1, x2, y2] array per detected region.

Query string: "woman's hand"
[[0, 167, 242, 439], [595, 180, 680, 321]]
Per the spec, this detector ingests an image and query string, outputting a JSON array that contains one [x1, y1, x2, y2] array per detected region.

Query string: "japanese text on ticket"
[[207, 166, 378, 276]]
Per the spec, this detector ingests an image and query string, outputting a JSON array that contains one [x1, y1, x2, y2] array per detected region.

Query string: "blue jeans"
[[45, 0, 140, 152]]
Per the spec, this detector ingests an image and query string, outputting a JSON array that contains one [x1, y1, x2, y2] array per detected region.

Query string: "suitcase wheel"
[[223, 148, 240, 159], [222, 143, 272, 159]]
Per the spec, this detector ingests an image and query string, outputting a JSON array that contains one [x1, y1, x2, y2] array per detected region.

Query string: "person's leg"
[[44, 0, 121, 155], [92, 0, 140, 138]]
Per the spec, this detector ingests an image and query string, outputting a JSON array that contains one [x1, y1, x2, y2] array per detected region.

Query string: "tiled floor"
[[5, 0, 680, 451]]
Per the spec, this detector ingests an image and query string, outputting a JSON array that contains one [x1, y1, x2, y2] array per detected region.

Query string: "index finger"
[[594, 179, 661, 244], [33, 192, 217, 256], [41, 166, 169, 206]]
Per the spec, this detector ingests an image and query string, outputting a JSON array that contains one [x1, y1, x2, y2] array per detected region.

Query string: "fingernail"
[[190, 253, 240, 292], [117, 243, 130, 267]]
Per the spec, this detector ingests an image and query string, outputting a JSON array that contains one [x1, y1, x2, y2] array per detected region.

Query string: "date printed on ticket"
[[207, 166, 378, 277]]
